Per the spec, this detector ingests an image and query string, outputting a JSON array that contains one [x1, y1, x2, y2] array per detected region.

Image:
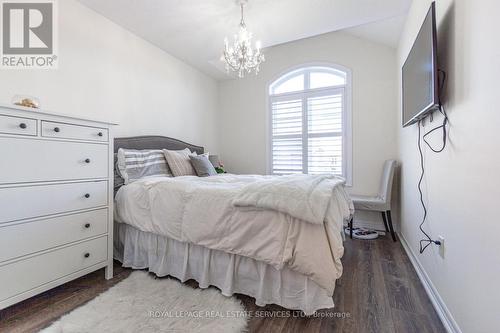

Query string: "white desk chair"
[[349, 160, 397, 241]]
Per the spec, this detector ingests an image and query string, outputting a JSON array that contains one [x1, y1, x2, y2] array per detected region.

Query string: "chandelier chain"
[[240, 3, 245, 27]]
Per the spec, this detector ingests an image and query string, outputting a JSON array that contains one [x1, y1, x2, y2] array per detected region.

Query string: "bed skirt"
[[114, 223, 334, 315]]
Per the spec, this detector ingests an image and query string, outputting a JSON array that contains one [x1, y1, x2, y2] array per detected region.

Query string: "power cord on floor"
[[417, 69, 447, 254]]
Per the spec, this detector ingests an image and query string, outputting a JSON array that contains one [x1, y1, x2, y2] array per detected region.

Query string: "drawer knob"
[[85, 158, 91, 164], [84, 253, 90, 258], [19, 123, 27, 129], [84, 193, 90, 198], [84, 223, 91, 228], [54, 127, 60, 132], [98, 132, 103, 137]]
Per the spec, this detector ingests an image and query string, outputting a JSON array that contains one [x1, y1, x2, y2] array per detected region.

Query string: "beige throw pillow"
[[163, 148, 197, 177]]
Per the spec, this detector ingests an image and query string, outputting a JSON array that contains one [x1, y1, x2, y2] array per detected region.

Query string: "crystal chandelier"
[[221, 0, 265, 78]]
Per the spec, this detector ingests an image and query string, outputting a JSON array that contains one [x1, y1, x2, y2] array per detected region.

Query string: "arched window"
[[268, 65, 352, 184]]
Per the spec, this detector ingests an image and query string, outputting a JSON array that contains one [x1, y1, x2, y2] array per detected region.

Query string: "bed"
[[113, 136, 353, 315]]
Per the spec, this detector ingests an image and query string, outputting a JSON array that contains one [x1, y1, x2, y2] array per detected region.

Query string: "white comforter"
[[233, 174, 348, 224], [115, 174, 353, 295]]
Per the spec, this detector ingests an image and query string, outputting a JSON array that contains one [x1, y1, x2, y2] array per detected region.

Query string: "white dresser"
[[0, 104, 116, 310]]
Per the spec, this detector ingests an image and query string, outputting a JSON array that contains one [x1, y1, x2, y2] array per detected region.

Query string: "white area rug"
[[41, 271, 248, 333]]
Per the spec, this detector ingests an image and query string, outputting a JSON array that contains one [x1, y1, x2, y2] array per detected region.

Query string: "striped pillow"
[[163, 148, 197, 177], [117, 148, 172, 184]]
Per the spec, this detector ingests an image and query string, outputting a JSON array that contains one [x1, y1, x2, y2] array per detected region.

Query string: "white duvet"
[[233, 174, 348, 224], [115, 174, 353, 295]]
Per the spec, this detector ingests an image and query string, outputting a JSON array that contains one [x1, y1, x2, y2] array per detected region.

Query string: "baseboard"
[[399, 234, 462, 333]]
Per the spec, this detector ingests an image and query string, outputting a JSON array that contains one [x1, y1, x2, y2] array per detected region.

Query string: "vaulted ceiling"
[[78, 0, 412, 80]]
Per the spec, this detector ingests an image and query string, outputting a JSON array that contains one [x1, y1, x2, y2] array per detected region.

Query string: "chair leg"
[[349, 216, 354, 239], [381, 212, 389, 232], [386, 210, 397, 242]]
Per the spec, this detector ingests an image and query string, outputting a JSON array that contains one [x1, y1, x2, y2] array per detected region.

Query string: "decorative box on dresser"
[[0, 104, 116, 310]]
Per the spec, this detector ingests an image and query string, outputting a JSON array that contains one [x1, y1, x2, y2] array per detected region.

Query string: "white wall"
[[218, 31, 398, 228], [0, 0, 219, 150], [397, 1, 500, 332]]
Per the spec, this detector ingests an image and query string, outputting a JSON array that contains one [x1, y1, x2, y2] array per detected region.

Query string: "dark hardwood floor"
[[0, 235, 445, 333]]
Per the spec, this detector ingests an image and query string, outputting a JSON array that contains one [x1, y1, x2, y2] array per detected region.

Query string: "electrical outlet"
[[438, 235, 445, 258]]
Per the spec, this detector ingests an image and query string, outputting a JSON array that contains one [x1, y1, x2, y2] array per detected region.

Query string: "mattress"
[[114, 223, 334, 315]]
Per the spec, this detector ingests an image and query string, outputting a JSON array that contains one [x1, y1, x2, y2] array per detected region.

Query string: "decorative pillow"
[[189, 155, 217, 177], [114, 156, 124, 192], [163, 148, 197, 177], [117, 148, 172, 184]]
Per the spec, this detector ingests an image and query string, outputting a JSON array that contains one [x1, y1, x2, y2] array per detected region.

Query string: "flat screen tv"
[[402, 2, 440, 127]]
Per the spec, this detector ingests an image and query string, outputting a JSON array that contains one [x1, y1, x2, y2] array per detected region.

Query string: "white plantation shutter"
[[307, 93, 343, 175], [271, 99, 303, 174], [269, 66, 351, 182]]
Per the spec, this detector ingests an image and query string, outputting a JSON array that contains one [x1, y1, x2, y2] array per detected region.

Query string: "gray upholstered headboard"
[[114, 135, 204, 154], [113, 136, 204, 192]]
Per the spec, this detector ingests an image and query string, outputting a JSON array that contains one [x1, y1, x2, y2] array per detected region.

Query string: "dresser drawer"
[[0, 236, 107, 302], [0, 114, 37, 136], [0, 137, 108, 184], [42, 121, 108, 142], [0, 209, 108, 262], [0, 181, 107, 223]]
